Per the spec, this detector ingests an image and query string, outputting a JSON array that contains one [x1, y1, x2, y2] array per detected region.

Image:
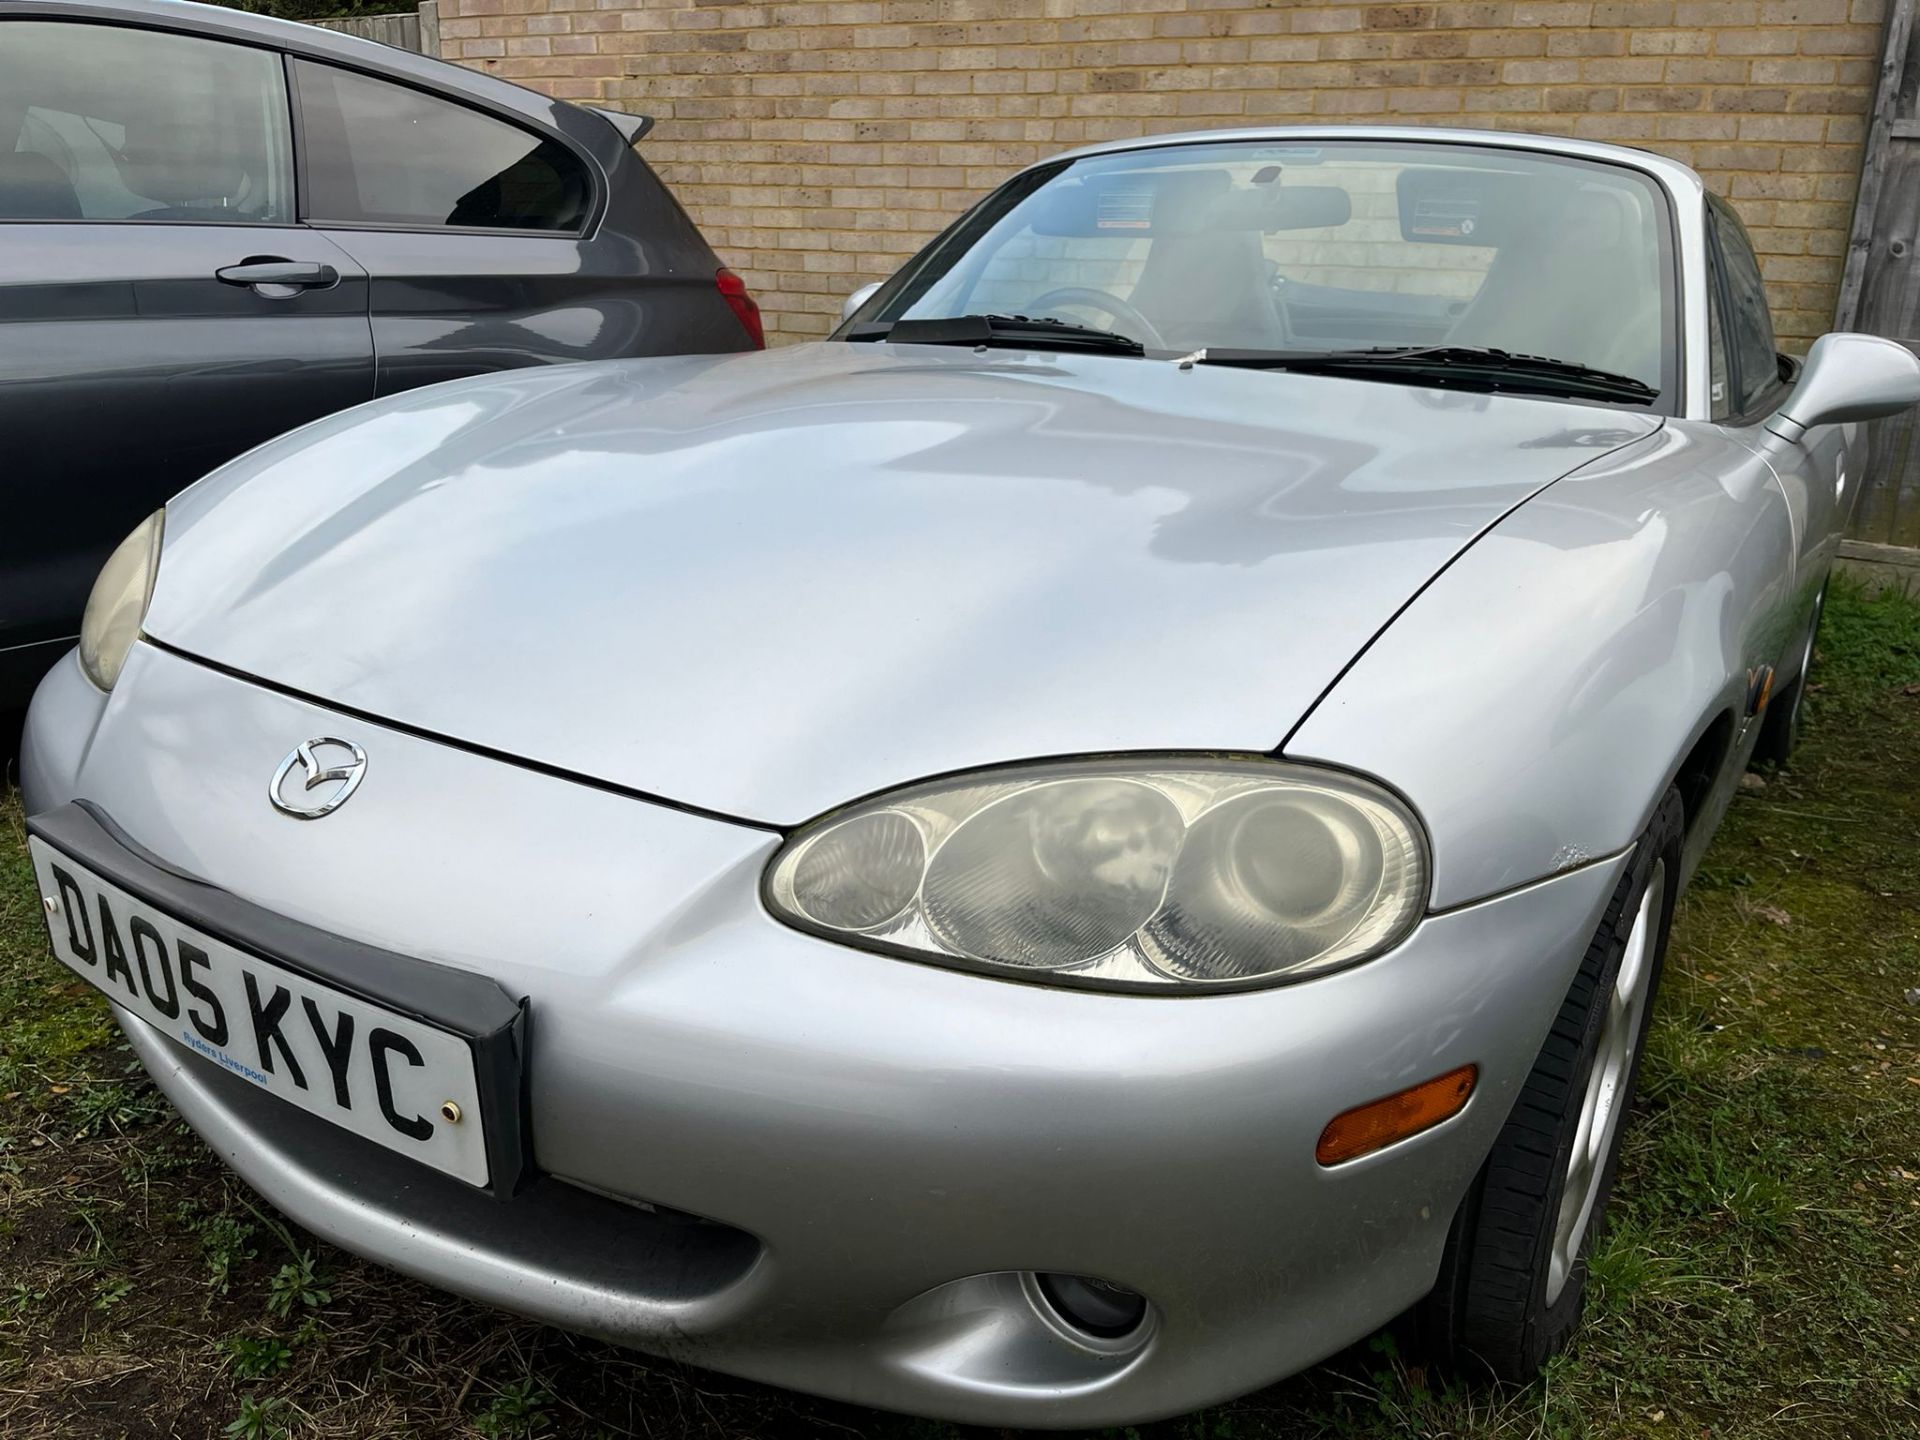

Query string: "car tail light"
[[716, 267, 764, 349]]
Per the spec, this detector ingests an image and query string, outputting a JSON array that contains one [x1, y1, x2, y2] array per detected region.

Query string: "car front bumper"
[[21, 642, 1627, 1427]]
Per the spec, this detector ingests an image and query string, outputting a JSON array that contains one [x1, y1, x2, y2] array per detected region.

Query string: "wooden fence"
[[310, 2, 438, 58], [1838, 0, 1920, 553]]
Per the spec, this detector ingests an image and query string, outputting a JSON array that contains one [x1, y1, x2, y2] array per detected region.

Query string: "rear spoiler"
[[590, 107, 654, 144]]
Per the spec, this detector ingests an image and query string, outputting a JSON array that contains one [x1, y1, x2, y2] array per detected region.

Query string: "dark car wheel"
[[1418, 789, 1683, 1382], [1752, 585, 1826, 769]]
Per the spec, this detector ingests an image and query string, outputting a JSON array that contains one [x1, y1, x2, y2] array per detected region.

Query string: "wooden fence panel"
[[1838, 0, 1920, 547], [310, 7, 431, 57]]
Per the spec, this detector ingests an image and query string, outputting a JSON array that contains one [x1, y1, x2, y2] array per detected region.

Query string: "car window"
[[294, 61, 590, 232], [1706, 244, 1733, 421], [1708, 200, 1781, 415], [870, 140, 1674, 398], [955, 157, 1504, 338], [0, 20, 293, 223]]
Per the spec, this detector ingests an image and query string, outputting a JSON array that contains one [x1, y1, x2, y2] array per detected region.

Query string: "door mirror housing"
[[1766, 331, 1920, 443], [842, 281, 882, 323]]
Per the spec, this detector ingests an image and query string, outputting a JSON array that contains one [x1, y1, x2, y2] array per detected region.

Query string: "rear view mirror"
[[1767, 332, 1920, 443], [1201, 183, 1351, 233], [842, 281, 882, 323]]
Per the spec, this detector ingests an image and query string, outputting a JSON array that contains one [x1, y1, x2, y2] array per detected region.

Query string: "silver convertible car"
[[20, 128, 1920, 1425]]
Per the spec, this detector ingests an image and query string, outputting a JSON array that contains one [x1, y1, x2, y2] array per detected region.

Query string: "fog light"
[[1034, 1272, 1148, 1339]]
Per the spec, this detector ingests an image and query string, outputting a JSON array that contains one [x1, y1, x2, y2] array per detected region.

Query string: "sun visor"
[[1031, 170, 1352, 237], [1396, 166, 1530, 246]]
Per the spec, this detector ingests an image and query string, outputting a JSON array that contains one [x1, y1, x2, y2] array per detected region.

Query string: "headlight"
[[79, 510, 164, 691], [765, 757, 1428, 992]]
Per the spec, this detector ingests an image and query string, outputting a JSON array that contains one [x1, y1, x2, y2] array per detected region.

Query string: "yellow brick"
[[1712, 27, 1799, 53], [1548, 29, 1626, 54], [1629, 30, 1712, 53], [1622, 84, 1707, 109]]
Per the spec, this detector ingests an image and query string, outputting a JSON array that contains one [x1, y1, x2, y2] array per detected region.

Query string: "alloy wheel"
[[1545, 860, 1665, 1304]]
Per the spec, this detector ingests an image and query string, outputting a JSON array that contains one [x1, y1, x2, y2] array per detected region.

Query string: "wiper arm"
[[1195, 344, 1659, 403], [880, 313, 1146, 357]]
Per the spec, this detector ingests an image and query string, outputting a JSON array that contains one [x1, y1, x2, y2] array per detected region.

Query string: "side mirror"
[[842, 281, 882, 323], [1767, 331, 1920, 443]]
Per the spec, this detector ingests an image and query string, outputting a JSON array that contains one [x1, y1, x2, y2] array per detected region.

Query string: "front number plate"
[[28, 838, 491, 1187]]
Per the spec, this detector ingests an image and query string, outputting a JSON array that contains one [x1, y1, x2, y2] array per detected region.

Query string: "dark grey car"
[[0, 0, 760, 704]]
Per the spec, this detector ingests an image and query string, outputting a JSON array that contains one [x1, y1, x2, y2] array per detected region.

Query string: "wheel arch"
[[1668, 705, 1736, 841]]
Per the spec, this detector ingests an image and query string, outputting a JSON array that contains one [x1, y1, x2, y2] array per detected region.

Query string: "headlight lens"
[[765, 758, 1428, 991], [79, 510, 164, 691]]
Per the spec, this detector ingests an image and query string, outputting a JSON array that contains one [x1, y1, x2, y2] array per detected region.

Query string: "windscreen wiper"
[[1192, 344, 1659, 404], [876, 313, 1146, 357]]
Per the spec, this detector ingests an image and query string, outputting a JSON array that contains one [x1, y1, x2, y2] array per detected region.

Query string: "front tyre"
[[1419, 789, 1683, 1381]]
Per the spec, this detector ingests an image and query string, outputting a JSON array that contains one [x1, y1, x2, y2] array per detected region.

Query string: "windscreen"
[[856, 140, 1674, 394]]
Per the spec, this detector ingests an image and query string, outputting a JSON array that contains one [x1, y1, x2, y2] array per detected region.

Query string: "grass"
[[2, 579, 1919, 1438]]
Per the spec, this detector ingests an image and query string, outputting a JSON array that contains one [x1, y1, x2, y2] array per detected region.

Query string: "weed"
[[69, 1073, 166, 1138], [473, 1377, 552, 1438], [222, 1332, 294, 1380], [1, 1282, 48, 1320], [224, 1395, 292, 1440], [265, 1251, 330, 1318], [190, 1209, 258, 1293]]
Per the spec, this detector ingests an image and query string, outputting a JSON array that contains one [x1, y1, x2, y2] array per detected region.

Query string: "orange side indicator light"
[[1315, 1064, 1478, 1167]]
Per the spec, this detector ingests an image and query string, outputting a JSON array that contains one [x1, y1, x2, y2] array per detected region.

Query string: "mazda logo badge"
[[270, 738, 367, 819]]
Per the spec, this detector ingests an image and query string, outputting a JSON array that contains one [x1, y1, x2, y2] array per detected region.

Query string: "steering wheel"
[[1025, 287, 1170, 351]]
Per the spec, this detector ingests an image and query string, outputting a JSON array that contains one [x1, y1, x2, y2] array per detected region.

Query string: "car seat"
[[1129, 170, 1290, 352], [1445, 183, 1661, 385]]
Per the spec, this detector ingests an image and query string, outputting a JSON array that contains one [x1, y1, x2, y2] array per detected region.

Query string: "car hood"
[[146, 342, 1659, 825]]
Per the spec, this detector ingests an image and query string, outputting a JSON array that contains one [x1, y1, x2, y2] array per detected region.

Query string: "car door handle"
[[214, 260, 339, 290]]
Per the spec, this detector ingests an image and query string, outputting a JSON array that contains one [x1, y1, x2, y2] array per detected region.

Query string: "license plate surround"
[[26, 802, 528, 1196]]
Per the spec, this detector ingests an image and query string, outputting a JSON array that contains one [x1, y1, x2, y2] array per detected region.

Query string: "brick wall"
[[436, 0, 1885, 348]]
